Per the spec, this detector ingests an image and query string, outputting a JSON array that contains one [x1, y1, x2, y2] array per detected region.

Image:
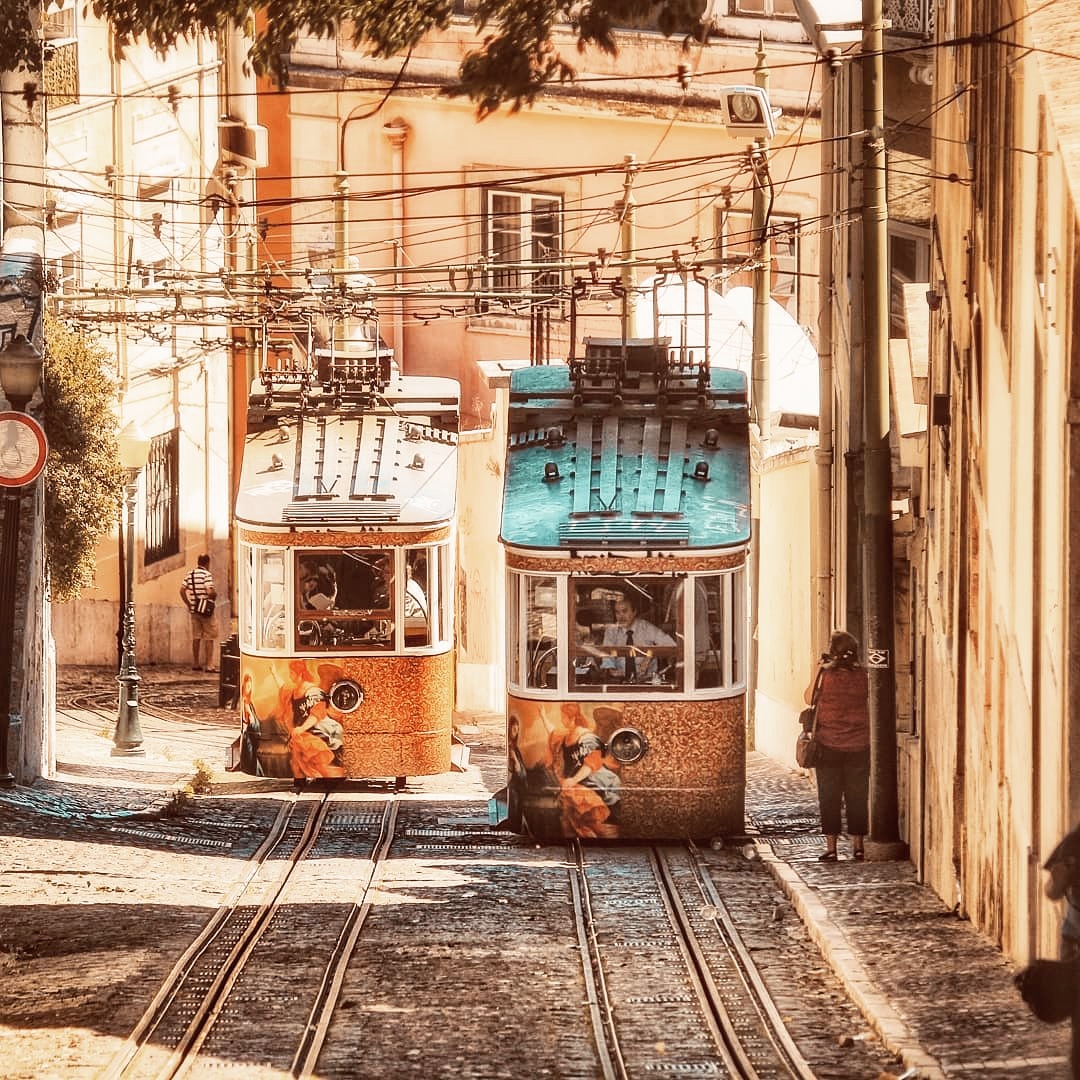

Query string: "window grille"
[[144, 429, 180, 564]]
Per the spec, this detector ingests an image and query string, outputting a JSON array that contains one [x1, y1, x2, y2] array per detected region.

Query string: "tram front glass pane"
[[507, 570, 745, 693], [571, 578, 681, 690], [404, 547, 431, 648], [526, 576, 558, 689], [257, 548, 287, 651], [294, 549, 394, 651]]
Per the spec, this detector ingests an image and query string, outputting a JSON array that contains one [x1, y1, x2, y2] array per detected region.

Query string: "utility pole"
[[617, 153, 638, 340], [750, 35, 772, 450], [861, 0, 903, 853]]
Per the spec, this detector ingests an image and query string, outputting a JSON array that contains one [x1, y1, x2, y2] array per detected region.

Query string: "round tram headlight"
[[608, 727, 649, 765], [329, 679, 365, 713]]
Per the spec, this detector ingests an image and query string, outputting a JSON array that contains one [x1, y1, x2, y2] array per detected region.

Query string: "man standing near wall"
[[180, 554, 218, 672]]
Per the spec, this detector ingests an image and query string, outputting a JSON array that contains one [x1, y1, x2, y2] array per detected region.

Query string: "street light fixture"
[[0, 333, 45, 786], [113, 418, 152, 757]]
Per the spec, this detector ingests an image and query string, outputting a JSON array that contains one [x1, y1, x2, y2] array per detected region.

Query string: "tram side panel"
[[237, 652, 454, 780], [506, 695, 745, 842]]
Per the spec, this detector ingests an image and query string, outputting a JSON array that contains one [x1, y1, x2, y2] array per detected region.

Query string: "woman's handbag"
[[795, 667, 825, 769], [1014, 959, 1078, 1023]]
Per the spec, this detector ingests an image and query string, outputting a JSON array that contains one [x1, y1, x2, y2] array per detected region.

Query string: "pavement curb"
[[755, 840, 945, 1080]]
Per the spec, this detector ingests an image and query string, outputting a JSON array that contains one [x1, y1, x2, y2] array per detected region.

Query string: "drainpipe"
[[383, 119, 409, 371]]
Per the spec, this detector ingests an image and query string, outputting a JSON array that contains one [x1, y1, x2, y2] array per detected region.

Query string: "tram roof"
[[235, 375, 460, 531], [500, 363, 751, 551]]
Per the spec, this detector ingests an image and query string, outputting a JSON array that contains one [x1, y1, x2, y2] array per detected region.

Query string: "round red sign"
[[0, 411, 48, 488]]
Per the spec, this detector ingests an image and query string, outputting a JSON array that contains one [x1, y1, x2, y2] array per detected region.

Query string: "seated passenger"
[[301, 563, 338, 611]]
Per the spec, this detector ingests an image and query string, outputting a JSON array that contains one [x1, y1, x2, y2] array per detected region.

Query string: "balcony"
[[885, 0, 934, 39]]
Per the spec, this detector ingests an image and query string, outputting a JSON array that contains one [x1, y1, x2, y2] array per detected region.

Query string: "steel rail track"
[[99, 793, 305, 1079], [567, 842, 624, 1080], [289, 799, 399, 1078], [101, 791, 390, 1079], [570, 840, 819, 1080], [146, 795, 397, 1080], [682, 840, 817, 1080]]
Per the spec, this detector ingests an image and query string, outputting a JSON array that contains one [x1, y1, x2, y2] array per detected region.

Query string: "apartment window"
[[45, 213, 81, 294], [731, 0, 798, 15], [717, 208, 800, 315], [888, 225, 930, 336], [485, 189, 562, 307], [144, 429, 180, 564]]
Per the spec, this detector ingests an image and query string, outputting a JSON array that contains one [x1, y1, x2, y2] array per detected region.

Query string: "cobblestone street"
[[0, 664, 1071, 1078]]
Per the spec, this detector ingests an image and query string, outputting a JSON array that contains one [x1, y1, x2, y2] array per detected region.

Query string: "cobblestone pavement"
[[0, 664, 1072, 1078]]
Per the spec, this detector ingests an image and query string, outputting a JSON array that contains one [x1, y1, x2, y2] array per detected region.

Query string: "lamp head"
[[0, 334, 43, 413], [117, 418, 152, 472], [719, 86, 778, 140]]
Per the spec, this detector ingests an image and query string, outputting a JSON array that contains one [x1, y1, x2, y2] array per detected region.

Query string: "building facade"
[[919, 3, 1080, 962], [43, 9, 240, 670], [256, 8, 825, 712]]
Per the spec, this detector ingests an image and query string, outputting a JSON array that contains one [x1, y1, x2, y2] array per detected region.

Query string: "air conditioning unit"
[[218, 122, 269, 168]]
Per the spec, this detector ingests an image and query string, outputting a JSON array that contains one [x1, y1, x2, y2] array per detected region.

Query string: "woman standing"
[[804, 630, 870, 862]]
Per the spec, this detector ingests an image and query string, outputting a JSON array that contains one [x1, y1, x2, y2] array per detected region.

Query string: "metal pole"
[[113, 468, 145, 755], [0, 487, 22, 784], [618, 153, 638, 338], [862, 0, 902, 851], [751, 35, 772, 450]]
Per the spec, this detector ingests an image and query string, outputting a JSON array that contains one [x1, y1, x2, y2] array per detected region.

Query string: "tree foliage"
[[1, 0, 705, 113], [40, 316, 126, 603]]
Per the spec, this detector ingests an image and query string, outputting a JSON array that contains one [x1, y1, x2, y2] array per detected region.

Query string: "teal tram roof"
[[500, 342, 751, 552]]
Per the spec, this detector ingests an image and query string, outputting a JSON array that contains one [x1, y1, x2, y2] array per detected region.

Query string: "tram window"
[[404, 548, 430, 647], [257, 549, 287, 651], [691, 572, 745, 690], [571, 580, 679, 690], [525, 576, 558, 689], [293, 549, 394, 652]]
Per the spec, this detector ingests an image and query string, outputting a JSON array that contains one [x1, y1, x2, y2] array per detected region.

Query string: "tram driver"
[[588, 589, 676, 684]]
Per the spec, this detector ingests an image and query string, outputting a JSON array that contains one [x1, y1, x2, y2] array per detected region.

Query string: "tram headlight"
[[608, 727, 649, 765], [329, 679, 365, 713]]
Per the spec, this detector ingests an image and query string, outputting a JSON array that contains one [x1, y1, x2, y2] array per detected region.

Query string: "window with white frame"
[[717, 207, 800, 316], [888, 224, 931, 336], [730, 0, 798, 15], [484, 189, 562, 309], [45, 212, 81, 294], [42, 0, 77, 41]]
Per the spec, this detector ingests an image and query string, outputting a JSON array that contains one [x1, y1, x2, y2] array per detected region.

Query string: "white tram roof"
[[235, 374, 460, 532]]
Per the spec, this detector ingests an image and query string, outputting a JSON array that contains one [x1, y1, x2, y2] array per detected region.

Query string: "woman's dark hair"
[[828, 630, 860, 667]]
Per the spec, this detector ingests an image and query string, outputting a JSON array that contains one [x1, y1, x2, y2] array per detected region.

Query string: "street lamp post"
[[0, 333, 45, 786], [113, 419, 151, 756]]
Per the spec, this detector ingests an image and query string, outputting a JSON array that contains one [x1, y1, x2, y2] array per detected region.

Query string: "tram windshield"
[[241, 542, 446, 654], [510, 570, 744, 695]]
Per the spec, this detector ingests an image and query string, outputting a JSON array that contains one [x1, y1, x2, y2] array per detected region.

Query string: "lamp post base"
[[113, 669, 145, 756], [111, 744, 146, 758]]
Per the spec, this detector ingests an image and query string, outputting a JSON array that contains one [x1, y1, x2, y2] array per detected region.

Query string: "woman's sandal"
[[853, 849, 865, 861], [818, 851, 838, 862]]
